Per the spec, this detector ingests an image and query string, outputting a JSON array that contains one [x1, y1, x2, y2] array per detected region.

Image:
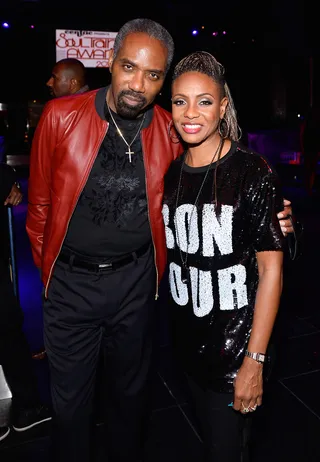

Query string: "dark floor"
[[1, 163, 320, 461]]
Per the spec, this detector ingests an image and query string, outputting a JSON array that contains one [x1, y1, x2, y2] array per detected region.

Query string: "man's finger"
[[279, 218, 293, 229]]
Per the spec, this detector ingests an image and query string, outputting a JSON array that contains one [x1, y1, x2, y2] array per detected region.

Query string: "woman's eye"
[[172, 100, 185, 106]]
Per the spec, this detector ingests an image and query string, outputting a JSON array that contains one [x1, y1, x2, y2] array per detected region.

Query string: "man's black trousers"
[[43, 244, 156, 462]]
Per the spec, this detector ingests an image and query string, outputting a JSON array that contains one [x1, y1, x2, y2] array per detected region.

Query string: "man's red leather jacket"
[[26, 87, 183, 297]]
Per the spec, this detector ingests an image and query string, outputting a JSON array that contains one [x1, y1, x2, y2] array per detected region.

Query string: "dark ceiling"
[[0, 0, 309, 58]]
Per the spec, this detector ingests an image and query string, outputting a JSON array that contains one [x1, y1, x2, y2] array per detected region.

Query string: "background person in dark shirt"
[[163, 51, 284, 462], [46, 58, 89, 98], [0, 163, 51, 443]]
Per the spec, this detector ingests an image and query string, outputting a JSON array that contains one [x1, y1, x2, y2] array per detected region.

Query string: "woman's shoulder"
[[233, 142, 278, 178]]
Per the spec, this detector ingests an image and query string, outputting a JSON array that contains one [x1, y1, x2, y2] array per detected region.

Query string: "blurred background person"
[[46, 58, 89, 98], [0, 163, 51, 443]]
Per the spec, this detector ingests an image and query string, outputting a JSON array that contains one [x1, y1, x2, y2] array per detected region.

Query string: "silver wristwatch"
[[245, 351, 265, 364]]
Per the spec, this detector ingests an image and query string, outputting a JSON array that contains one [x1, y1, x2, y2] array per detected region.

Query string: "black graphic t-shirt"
[[162, 142, 284, 392], [63, 105, 151, 258]]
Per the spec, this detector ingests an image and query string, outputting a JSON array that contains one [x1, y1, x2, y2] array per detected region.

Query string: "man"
[[0, 163, 51, 443], [26, 18, 294, 462], [46, 58, 89, 98]]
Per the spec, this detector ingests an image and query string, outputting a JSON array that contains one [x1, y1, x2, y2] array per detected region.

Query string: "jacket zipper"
[[44, 124, 108, 298], [142, 144, 159, 300]]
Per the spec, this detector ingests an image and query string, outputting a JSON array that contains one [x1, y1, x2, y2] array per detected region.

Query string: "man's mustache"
[[119, 91, 146, 104]]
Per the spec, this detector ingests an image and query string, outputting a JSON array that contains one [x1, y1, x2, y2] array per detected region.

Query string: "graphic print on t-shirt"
[[79, 113, 148, 229], [163, 202, 248, 317], [81, 171, 147, 228]]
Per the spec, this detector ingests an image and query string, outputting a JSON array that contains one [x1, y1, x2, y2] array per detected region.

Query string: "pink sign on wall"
[[55, 29, 118, 68]]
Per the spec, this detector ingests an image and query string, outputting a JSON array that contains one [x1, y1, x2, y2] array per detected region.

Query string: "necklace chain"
[[174, 138, 224, 279], [106, 103, 146, 162]]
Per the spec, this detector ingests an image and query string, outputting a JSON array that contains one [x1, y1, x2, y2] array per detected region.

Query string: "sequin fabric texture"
[[162, 141, 284, 392]]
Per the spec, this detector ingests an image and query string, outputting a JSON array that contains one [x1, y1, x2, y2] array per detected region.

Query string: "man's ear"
[[70, 78, 78, 91], [108, 49, 114, 72]]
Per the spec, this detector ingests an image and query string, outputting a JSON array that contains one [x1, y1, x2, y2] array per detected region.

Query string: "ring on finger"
[[241, 402, 250, 413], [249, 404, 257, 412]]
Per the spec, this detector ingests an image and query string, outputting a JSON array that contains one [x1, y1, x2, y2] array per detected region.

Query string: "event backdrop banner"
[[55, 29, 118, 68]]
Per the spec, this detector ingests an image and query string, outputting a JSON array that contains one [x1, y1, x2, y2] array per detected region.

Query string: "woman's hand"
[[233, 357, 263, 414]]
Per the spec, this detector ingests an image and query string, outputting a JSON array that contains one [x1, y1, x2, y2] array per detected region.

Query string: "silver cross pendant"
[[126, 146, 133, 162]]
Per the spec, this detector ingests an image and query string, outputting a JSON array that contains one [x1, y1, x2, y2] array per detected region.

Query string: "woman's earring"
[[168, 120, 181, 144], [218, 118, 230, 139]]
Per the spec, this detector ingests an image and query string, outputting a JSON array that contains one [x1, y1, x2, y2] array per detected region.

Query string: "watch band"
[[245, 350, 265, 364]]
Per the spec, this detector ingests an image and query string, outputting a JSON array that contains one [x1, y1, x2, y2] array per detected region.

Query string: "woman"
[[162, 51, 284, 461]]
